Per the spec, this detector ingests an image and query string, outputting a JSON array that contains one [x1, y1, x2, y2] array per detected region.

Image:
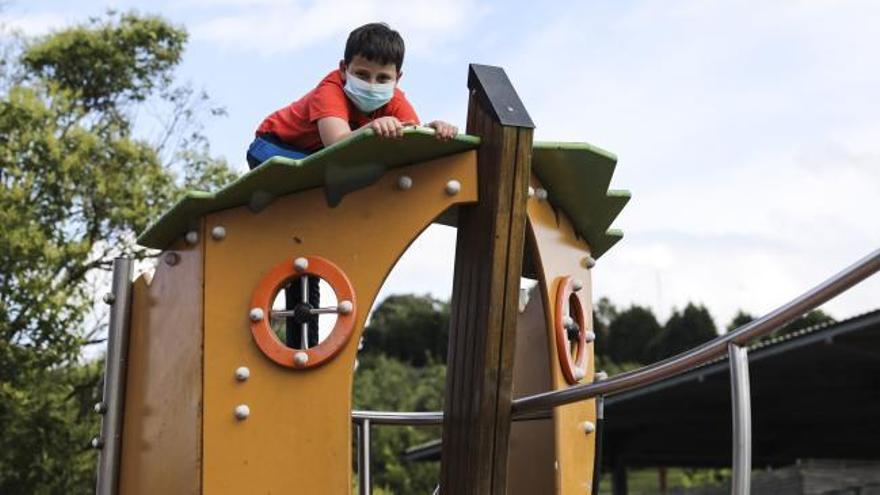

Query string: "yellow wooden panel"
[[527, 176, 597, 494], [119, 232, 204, 495], [202, 151, 477, 494]]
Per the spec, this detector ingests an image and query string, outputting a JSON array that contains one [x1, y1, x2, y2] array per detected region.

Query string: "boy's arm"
[[317, 116, 405, 147]]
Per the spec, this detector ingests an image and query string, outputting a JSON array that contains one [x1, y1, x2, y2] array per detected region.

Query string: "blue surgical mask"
[[343, 72, 395, 113]]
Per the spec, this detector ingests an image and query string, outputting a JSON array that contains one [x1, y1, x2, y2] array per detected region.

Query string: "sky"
[[3, 0, 879, 330]]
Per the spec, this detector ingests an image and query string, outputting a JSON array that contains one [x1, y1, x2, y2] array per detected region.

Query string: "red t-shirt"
[[255, 70, 420, 152]]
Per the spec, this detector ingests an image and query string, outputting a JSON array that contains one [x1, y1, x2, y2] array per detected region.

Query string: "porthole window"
[[250, 256, 357, 369]]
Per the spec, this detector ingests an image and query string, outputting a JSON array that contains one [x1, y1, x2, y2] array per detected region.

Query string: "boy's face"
[[340, 55, 401, 85]]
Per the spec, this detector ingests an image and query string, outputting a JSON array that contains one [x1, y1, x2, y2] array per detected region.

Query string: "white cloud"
[[0, 13, 69, 36], [189, 0, 488, 56]]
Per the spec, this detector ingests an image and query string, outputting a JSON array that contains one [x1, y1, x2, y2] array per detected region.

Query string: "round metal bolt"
[[595, 371, 608, 381], [338, 300, 353, 315], [211, 225, 226, 240], [583, 255, 597, 269], [91, 436, 104, 449], [535, 188, 548, 201], [572, 279, 584, 292], [234, 404, 250, 420], [445, 180, 461, 196], [164, 252, 180, 266], [574, 367, 586, 381], [94, 402, 107, 414], [582, 421, 596, 434], [235, 366, 250, 382], [506, 105, 515, 112], [293, 257, 309, 272], [102, 292, 115, 305], [293, 351, 309, 367], [562, 315, 575, 329], [584, 330, 596, 343], [527, 186, 535, 198], [185, 230, 199, 245], [397, 175, 413, 190], [248, 307, 264, 323]]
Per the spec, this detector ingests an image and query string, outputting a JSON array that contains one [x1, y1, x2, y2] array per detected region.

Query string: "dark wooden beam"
[[439, 64, 534, 494]]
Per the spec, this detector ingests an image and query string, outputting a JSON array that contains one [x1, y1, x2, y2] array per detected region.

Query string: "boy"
[[247, 22, 458, 169]]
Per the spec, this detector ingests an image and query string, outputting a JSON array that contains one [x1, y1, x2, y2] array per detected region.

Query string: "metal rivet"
[[294, 351, 309, 367], [164, 252, 180, 266], [294, 257, 309, 272], [445, 180, 461, 196], [528, 186, 535, 198], [234, 404, 250, 420], [91, 436, 104, 449], [574, 367, 586, 381], [506, 106, 515, 112], [397, 175, 413, 190], [94, 402, 107, 414], [595, 371, 608, 381], [338, 300, 353, 315], [211, 225, 226, 240], [583, 255, 596, 269], [235, 366, 250, 381], [535, 188, 548, 200], [249, 308, 264, 322], [585, 331, 596, 343], [572, 279, 584, 292], [563, 315, 575, 329], [582, 421, 596, 434], [102, 292, 115, 305], [185, 231, 199, 245]]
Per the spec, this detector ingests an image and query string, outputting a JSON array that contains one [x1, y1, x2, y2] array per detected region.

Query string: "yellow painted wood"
[[119, 232, 204, 495], [527, 176, 597, 494], [201, 151, 477, 494]]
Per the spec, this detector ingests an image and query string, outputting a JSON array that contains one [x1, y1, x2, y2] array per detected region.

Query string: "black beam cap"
[[467, 63, 535, 129]]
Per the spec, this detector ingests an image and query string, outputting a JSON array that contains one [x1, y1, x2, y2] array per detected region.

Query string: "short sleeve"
[[387, 93, 420, 125], [308, 79, 350, 123]]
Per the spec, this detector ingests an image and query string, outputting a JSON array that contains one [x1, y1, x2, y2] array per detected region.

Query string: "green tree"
[[353, 354, 445, 494], [650, 303, 718, 361], [726, 310, 755, 333], [606, 304, 662, 365], [362, 294, 450, 367], [592, 296, 617, 360], [1, 11, 238, 493]]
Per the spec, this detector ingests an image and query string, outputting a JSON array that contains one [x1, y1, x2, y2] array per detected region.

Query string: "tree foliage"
[[353, 354, 445, 494], [362, 294, 450, 366], [605, 304, 662, 364], [649, 303, 718, 361], [0, 11, 238, 493]]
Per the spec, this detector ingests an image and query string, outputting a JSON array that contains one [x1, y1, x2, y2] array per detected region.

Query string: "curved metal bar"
[[511, 247, 880, 415], [729, 344, 752, 495], [352, 410, 445, 425]]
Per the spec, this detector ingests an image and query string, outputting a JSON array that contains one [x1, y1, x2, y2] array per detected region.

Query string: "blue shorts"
[[246, 134, 309, 169]]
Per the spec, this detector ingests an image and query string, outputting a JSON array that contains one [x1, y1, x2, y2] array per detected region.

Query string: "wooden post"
[[440, 64, 535, 494]]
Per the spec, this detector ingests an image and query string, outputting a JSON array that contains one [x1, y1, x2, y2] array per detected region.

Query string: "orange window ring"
[[554, 275, 593, 384], [249, 255, 356, 369]]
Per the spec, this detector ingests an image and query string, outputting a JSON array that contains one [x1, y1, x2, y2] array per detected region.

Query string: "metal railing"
[[351, 247, 880, 495]]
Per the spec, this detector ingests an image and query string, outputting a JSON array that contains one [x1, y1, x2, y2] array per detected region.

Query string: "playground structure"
[[92, 64, 880, 495]]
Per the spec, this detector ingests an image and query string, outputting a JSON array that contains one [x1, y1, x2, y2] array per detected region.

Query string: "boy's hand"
[[426, 120, 458, 140], [368, 116, 404, 138]]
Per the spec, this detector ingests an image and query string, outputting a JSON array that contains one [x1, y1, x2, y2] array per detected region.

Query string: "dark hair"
[[344, 23, 405, 72]]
